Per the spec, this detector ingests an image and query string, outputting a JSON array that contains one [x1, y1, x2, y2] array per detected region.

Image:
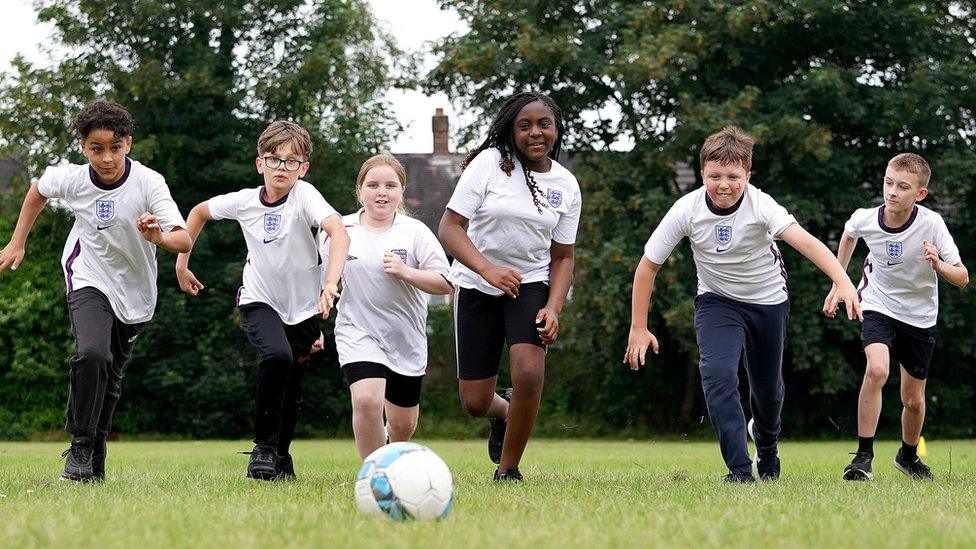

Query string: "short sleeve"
[[36, 166, 68, 200], [756, 190, 796, 237], [147, 177, 187, 233], [207, 190, 245, 221], [552, 185, 582, 245], [298, 182, 339, 227], [843, 209, 867, 238], [446, 150, 495, 219], [643, 199, 690, 264], [413, 224, 450, 277], [934, 215, 962, 266]]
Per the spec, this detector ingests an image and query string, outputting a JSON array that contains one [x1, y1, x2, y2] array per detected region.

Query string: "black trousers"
[[65, 287, 145, 444], [239, 303, 320, 455]]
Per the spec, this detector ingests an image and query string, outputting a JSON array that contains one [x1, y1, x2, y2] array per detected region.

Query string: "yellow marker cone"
[[918, 436, 927, 458]]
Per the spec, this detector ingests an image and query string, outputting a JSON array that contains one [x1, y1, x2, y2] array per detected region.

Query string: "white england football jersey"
[[322, 211, 450, 376], [644, 185, 797, 305], [208, 180, 338, 325], [445, 147, 582, 296], [845, 204, 961, 328], [37, 158, 187, 324]]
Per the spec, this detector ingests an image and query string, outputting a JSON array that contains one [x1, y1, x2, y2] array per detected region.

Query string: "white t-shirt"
[[322, 211, 450, 376], [37, 158, 187, 324], [445, 147, 582, 296], [845, 204, 961, 328], [208, 180, 338, 325], [644, 185, 797, 305]]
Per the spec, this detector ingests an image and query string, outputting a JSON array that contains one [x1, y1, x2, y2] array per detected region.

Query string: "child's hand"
[[822, 284, 838, 318], [923, 240, 941, 271], [481, 264, 522, 298], [827, 281, 863, 322], [137, 212, 163, 245], [535, 307, 559, 344], [310, 332, 325, 353], [623, 326, 660, 371], [0, 243, 25, 273], [319, 282, 340, 319], [176, 266, 205, 296], [382, 252, 409, 280]]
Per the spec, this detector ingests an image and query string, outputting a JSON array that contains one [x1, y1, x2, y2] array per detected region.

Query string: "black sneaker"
[[893, 448, 933, 480], [724, 471, 756, 483], [492, 467, 523, 483], [92, 439, 107, 482], [276, 453, 296, 481], [747, 418, 781, 480], [60, 440, 95, 482], [843, 451, 874, 481], [243, 445, 278, 480], [488, 388, 513, 464]]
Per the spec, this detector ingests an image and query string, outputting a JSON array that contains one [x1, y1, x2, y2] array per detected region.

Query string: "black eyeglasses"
[[262, 156, 307, 172]]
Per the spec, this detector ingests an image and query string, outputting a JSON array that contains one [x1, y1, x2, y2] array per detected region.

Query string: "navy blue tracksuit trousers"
[[694, 292, 789, 476]]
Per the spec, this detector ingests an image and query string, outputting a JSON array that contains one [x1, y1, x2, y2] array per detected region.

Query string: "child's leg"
[[95, 319, 145, 442], [239, 303, 294, 449], [384, 370, 424, 442], [64, 288, 118, 445], [742, 300, 789, 454], [857, 343, 890, 438], [455, 287, 507, 419], [899, 366, 927, 445], [276, 317, 319, 457], [694, 293, 749, 475], [385, 403, 419, 442], [498, 344, 545, 473], [348, 375, 388, 460]]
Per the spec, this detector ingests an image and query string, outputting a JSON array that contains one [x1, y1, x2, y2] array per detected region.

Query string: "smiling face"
[[80, 129, 132, 184], [882, 166, 927, 214], [358, 165, 404, 221], [255, 140, 309, 195], [701, 160, 750, 209], [513, 100, 558, 170]]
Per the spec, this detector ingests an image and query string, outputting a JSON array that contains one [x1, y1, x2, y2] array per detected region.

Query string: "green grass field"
[[2, 439, 976, 547]]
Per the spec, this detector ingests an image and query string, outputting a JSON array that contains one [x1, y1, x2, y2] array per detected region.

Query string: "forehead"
[[83, 129, 125, 145], [702, 160, 748, 174], [363, 165, 402, 183], [885, 166, 922, 186], [515, 100, 555, 121], [266, 141, 305, 159]]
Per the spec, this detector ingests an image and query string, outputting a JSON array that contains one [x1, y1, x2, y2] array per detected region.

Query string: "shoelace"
[[848, 451, 872, 464], [61, 446, 93, 462], [238, 448, 277, 462]]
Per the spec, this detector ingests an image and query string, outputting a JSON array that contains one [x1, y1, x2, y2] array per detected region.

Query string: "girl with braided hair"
[[438, 92, 582, 482]]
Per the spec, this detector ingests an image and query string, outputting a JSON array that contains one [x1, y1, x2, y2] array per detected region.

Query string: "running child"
[[0, 100, 190, 482], [323, 153, 452, 460], [824, 153, 968, 481], [624, 126, 862, 483], [439, 92, 582, 482], [175, 121, 349, 480]]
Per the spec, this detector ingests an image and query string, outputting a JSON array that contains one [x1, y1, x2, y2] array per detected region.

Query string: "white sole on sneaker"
[[842, 467, 873, 481]]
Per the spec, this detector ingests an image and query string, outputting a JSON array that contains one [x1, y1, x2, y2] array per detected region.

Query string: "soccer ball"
[[355, 442, 455, 521]]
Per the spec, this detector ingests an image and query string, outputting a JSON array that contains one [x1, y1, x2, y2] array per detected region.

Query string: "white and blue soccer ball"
[[355, 442, 455, 521]]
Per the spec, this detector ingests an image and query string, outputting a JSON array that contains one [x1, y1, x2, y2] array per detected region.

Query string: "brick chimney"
[[432, 108, 449, 155]]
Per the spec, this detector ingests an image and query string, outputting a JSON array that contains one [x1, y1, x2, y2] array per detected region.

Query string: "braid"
[[460, 92, 565, 214]]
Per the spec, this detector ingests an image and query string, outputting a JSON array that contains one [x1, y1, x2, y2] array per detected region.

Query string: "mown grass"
[[1, 439, 975, 547]]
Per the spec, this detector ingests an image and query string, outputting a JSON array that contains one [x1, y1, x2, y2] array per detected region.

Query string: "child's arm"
[[136, 213, 191, 253], [623, 256, 662, 370], [0, 182, 48, 273], [822, 232, 858, 317], [923, 240, 969, 288], [779, 224, 863, 321], [319, 214, 349, 319], [381, 254, 453, 295], [439, 210, 522, 298], [536, 242, 574, 345], [174, 202, 214, 296]]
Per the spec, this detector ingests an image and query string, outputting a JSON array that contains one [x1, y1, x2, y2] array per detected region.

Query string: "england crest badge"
[[95, 200, 116, 222], [264, 213, 282, 235], [389, 248, 408, 263], [546, 188, 563, 208], [886, 241, 903, 259], [715, 225, 732, 245]]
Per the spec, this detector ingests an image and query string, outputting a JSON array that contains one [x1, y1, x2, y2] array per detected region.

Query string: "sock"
[[858, 436, 874, 456], [902, 440, 918, 462]]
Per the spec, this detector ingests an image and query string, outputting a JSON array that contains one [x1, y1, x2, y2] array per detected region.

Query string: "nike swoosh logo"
[[347, 255, 358, 261], [97, 225, 114, 231], [263, 237, 278, 244], [716, 247, 729, 253], [887, 261, 902, 266]]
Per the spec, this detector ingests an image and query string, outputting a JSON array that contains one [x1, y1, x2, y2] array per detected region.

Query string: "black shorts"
[[861, 311, 936, 380], [342, 361, 424, 408], [454, 282, 549, 381]]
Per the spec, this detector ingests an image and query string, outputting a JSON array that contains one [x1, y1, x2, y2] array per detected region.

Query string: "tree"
[[428, 0, 976, 436]]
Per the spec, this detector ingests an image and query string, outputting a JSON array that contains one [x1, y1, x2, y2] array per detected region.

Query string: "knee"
[[387, 415, 418, 439], [864, 362, 889, 386], [262, 347, 293, 370], [460, 393, 493, 418], [75, 345, 112, 370], [903, 394, 925, 414], [351, 392, 384, 417]]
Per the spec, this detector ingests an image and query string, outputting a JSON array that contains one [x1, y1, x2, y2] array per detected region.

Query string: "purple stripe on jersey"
[[769, 244, 789, 282], [64, 239, 82, 293], [856, 257, 872, 301], [877, 205, 919, 234], [236, 286, 243, 306]]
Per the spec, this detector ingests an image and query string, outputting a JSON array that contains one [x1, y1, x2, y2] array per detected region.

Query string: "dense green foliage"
[[427, 0, 976, 437], [2, 439, 976, 546]]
